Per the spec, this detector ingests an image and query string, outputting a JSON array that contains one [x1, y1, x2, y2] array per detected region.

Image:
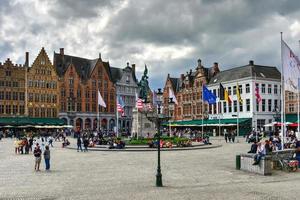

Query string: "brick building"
[[285, 91, 299, 114], [26, 48, 59, 118], [163, 59, 219, 121], [54, 49, 116, 131], [0, 58, 26, 117]]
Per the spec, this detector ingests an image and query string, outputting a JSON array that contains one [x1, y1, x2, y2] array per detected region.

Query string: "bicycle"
[[272, 151, 298, 172]]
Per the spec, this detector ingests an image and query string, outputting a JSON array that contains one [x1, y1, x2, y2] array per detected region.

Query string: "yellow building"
[[27, 48, 59, 118], [0, 58, 26, 117]]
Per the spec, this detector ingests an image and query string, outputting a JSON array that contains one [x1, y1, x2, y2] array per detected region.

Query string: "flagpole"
[[298, 40, 300, 139], [237, 83, 240, 139], [202, 84, 204, 139], [116, 95, 119, 138], [254, 72, 258, 142], [218, 99, 222, 141], [280, 32, 285, 150]]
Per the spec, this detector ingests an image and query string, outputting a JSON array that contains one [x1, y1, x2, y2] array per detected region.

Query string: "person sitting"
[[248, 141, 258, 153], [264, 140, 273, 154], [203, 137, 212, 145], [253, 142, 266, 165], [165, 141, 172, 148], [148, 140, 154, 148]]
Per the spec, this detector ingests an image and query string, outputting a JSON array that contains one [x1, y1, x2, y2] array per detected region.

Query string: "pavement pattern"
[[0, 137, 299, 200]]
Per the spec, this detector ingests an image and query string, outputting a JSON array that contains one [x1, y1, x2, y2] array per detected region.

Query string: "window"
[[288, 92, 294, 100], [126, 75, 130, 84], [239, 85, 242, 94], [0, 91, 4, 100], [47, 108, 51, 117], [86, 103, 90, 112], [261, 84, 266, 94], [77, 102, 82, 112], [92, 103, 96, 112], [228, 102, 232, 112], [6, 105, 11, 114], [41, 108, 46, 117], [29, 93, 33, 102], [5, 71, 11, 76], [69, 88, 74, 97], [262, 99, 266, 112], [274, 85, 278, 94], [274, 99, 278, 110], [228, 87, 231, 95], [52, 108, 57, 117], [239, 101, 243, 112], [92, 80, 96, 88], [35, 94, 40, 102], [12, 92, 18, 100], [77, 89, 81, 98], [268, 84, 272, 94], [28, 108, 33, 117], [92, 91, 96, 99], [233, 100, 237, 112], [60, 103, 66, 112], [12, 105, 18, 114], [289, 104, 294, 112], [0, 81, 4, 87], [213, 89, 216, 96], [233, 86, 236, 95], [19, 105, 25, 115], [85, 89, 90, 99], [61, 89, 65, 98], [5, 92, 11, 100], [19, 92, 25, 101], [0, 105, 4, 113], [69, 78, 74, 86], [223, 102, 227, 113], [246, 99, 250, 111], [35, 108, 40, 116], [268, 99, 272, 112]]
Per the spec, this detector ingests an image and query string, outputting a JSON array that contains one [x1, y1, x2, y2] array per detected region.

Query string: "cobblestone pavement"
[[0, 138, 299, 200]]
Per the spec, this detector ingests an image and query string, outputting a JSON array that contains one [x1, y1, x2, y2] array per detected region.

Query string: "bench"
[[240, 153, 272, 175], [239, 149, 296, 175]]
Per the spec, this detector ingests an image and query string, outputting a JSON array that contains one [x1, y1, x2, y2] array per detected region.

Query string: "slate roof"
[[53, 52, 112, 82], [110, 64, 138, 84], [169, 77, 182, 92], [208, 63, 280, 85]]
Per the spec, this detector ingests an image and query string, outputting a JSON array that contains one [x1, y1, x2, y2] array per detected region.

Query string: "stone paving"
[[0, 137, 299, 200]]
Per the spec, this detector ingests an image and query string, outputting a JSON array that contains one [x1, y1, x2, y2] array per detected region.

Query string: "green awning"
[[0, 117, 65, 126]]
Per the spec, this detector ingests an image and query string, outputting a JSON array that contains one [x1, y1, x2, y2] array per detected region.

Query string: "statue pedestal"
[[132, 108, 156, 138]]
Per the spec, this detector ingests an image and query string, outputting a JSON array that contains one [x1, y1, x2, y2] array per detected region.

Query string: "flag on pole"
[[219, 83, 232, 103], [282, 40, 300, 92], [136, 93, 143, 109], [236, 83, 243, 103], [255, 83, 262, 103], [203, 84, 217, 104], [169, 88, 178, 105], [117, 95, 125, 116], [98, 90, 106, 108]]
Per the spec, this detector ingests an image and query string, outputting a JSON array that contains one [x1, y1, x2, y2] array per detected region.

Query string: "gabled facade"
[[0, 58, 26, 117], [110, 63, 139, 132], [163, 59, 219, 121], [27, 48, 59, 118], [54, 49, 116, 131]]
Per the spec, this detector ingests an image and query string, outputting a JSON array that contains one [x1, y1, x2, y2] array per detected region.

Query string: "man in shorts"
[[34, 143, 42, 171]]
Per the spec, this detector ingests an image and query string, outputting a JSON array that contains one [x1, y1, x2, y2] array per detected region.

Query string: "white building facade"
[[207, 60, 281, 131]]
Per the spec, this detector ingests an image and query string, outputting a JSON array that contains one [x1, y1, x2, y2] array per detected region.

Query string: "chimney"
[[167, 73, 170, 78], [127, 62, 129, 67], [131, 64, 136, 75], [249, 60, 254, 65], [214, 62, 218, 68], [99, 53, 101, 59], [190, 69, 192, 74], [60, 48, 64, 56], [25, 52, 29, 67]]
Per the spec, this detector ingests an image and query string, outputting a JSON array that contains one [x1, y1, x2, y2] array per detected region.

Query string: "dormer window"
[[41, 58, 45, 65], [126, 75, 130, 84]]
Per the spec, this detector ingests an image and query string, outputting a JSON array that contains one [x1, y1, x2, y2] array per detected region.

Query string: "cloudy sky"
[[1, 0, 300, 89]]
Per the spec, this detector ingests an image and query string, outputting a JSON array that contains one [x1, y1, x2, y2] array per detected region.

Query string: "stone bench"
[[239, 149, 296, 175], [240, 153, 272, 175]]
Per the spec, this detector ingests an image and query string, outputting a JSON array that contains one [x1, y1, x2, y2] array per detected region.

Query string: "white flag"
[[98, 90, 106, 108], [169, 88, 178, 105], [282, 40, 300, 93]]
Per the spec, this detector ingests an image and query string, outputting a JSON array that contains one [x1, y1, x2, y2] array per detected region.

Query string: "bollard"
[[236, 155, 241, 170]]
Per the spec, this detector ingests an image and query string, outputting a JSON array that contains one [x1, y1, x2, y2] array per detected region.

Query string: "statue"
[[138, 65, 149, 100]]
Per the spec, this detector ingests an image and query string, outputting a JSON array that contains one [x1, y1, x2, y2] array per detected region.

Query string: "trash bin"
[[236, 155, 241, 170]]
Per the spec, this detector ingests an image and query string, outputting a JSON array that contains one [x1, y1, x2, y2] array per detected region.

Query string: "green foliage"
[[127, 136, 189, 145]]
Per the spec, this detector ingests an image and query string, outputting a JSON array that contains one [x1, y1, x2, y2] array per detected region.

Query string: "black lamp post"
[[143, 89, 175, 187]]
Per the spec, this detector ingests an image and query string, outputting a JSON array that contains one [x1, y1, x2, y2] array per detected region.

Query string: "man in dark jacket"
[[77, 137, 83, 152], [248, 141, 258, 154]]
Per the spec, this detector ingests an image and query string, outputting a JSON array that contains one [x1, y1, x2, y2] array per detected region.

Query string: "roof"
[[53, 52, 113, 82], [169, 77, 182, 92], [110, 67, 123, 83], [208, 63, 280, 84]]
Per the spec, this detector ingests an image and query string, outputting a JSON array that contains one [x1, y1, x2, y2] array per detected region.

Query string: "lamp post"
[[142, 88, 175, 187]]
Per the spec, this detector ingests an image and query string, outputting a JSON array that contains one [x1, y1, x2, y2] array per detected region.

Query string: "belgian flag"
[[219, 83, 232, 103]]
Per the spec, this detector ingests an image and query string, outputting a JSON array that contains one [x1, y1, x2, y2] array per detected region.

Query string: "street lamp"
[[142, 88, 174, 187]]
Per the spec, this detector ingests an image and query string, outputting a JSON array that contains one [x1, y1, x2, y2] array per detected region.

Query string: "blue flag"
[[203, 85, 217, 104]]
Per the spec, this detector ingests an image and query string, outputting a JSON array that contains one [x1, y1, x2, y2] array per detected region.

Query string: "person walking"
[[224, 129, 228, 143], [33, 144, 42, 171], [83, 137, 89, 152], [77, 136, 83, 152], [43, 145, 51, 170]]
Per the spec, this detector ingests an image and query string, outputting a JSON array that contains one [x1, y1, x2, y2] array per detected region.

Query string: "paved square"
[[0, 138, 299, 200]]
